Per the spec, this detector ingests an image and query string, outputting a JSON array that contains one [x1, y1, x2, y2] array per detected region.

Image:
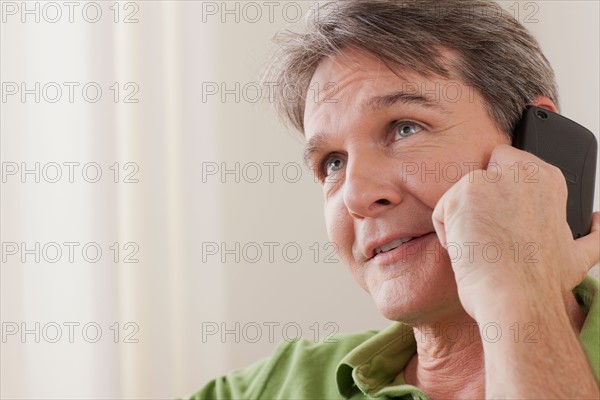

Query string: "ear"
[[530, 95, 559, 113]]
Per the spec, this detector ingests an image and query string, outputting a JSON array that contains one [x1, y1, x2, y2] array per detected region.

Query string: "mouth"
[[374, 237, 416, 255], [369, 232, 435, 262]]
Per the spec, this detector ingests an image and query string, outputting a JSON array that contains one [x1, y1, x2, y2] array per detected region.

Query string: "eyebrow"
[[303, 133, 329, 168], [366, 91, 449, 113], [303, 90, 448, 167]]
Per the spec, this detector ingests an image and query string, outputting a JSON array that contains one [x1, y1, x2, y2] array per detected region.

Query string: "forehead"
[[303, 48, 461, 138]]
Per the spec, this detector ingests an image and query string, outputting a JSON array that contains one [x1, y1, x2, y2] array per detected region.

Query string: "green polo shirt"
[[189, 276, 600, 399]]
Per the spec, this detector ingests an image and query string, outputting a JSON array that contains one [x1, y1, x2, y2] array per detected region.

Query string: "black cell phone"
[[512, 106, 598, 239]]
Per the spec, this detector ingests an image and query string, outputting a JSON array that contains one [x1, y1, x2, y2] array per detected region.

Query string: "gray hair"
[[265, 0, 559, 137]]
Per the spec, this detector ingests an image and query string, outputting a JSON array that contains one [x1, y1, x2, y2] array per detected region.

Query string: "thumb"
[[432, 189, 448, 249]]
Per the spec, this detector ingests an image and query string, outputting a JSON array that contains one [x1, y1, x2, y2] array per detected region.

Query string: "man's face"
[[303, 48, 511, 323]]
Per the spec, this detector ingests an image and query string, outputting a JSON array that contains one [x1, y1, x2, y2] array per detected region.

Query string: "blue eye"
[[323, 155, 345, 178], [394, 121, 423, 139]]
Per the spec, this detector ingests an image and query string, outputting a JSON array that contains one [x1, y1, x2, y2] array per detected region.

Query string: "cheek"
[[401, 148, 497, 209], [325, 200, 353, 254], [324, 199, 363, 277], [400, 158, 460, 209]]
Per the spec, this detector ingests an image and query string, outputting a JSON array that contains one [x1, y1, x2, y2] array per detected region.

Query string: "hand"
[[432, 144, 600, 320]]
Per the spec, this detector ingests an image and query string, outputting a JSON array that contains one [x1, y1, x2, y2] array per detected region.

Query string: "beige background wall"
[[1, 1, 598, 398]]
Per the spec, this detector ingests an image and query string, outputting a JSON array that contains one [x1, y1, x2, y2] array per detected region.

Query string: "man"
[[190, 0, 600, 398]]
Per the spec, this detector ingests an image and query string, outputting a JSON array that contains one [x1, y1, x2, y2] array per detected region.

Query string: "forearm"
[[481, 300, 599, 399]]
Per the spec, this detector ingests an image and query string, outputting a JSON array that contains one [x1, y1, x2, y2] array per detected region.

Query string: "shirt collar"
[[336, 322, 417, 398], [574, 275, 599, 378], [335, 275, 600, 399]]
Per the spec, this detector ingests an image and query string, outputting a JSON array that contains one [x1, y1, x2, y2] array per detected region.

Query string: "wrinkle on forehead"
[[303, 47, 461, 140]]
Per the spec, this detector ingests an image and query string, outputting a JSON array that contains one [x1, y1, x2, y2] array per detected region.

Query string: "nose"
[[342, 148, 404, 219]]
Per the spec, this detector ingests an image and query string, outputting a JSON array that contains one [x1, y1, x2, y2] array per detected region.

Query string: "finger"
[[488, 143, 543, 166], [576, 211, 600, 270], [431, 171, 476, 248], [432, 191, 447, 248]]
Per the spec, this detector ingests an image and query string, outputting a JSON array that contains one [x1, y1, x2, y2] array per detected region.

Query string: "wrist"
[[480, 296, 596, 398], [469, 276, 565, 324]]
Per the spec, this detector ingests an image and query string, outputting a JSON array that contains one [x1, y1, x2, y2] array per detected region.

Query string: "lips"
[[374, 237, 415, 254], [366, 232, 433, 260]]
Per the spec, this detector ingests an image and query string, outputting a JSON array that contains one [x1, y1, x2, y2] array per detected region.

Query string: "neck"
[[403, 312, 485, 400], [402, 293, 586, 400]]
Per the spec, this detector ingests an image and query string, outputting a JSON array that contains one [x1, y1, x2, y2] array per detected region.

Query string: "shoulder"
[[187, 328, 381, 400], [276, 328, 382, 362]]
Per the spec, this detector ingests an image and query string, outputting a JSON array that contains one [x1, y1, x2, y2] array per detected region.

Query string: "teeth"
[[375, 237, 414, 254]]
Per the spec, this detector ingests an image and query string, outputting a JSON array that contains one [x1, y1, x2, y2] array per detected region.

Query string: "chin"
[[369, 274, 463, 324]]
